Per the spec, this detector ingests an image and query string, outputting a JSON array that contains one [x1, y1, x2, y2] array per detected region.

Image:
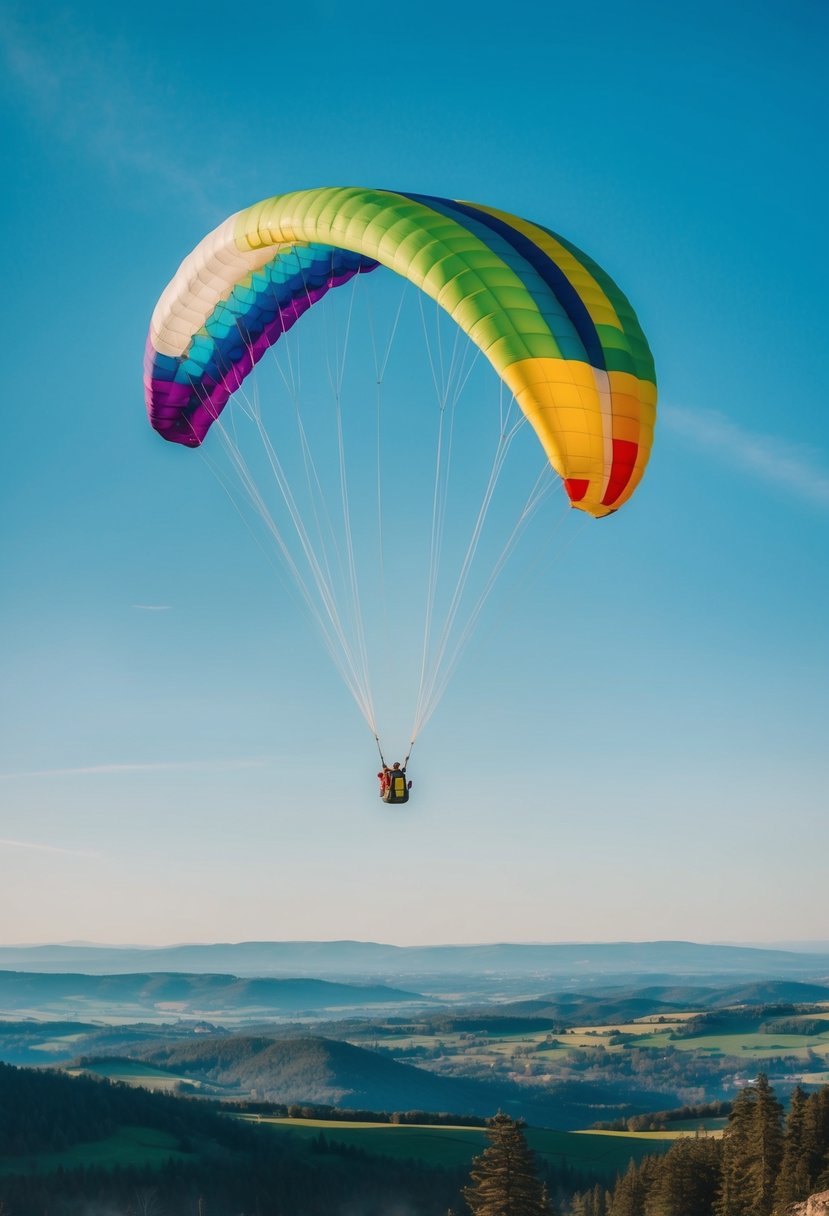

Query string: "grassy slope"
[[246, 1116, 676, 1173], [67, 1058, 222, 1093], [0, 1104, 675, 1181], [0, 1126, 193, 1175]]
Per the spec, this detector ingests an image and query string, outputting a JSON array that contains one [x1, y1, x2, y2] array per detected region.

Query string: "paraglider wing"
[[145, 187, 657, 517]]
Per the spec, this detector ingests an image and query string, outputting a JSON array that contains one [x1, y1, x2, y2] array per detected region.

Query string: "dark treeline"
[[762, 1018, 829, 1037], [669, 1005, 808, 1038], [0, 1139, 600, 1216], [0, 1148, 467, 1216], [565, 1076, 829, 1216], [351, 1017, 565, 1037], [591, 1100, 731, 1132], [234, 1098, 489, 1126], [422, 1017, 566, 1036]]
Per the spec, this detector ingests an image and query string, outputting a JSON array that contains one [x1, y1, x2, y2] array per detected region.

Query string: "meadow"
[[66, 1058, 216, 1093], [0, 1126, 192, 1175], [240, 1115, 678, 1174]]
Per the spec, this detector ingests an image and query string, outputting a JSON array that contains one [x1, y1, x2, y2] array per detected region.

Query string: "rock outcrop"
[[788, 1191, 829, 1216]]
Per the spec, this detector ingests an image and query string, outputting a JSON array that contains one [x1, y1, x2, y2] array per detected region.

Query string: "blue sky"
[[0, 0, 826, 948]]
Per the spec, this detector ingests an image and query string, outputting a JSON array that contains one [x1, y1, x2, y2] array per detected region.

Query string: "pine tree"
[[802, 1087, 829, 1193], [644, 1135, 721, 1216], [569, 1193, 598, 1216], [716, 1074, 783, 1216], [541, 1183, 561, 1216], [774, 1085, 812, 1210], [463, 1113, 552, 1216], [589, 1182, 608, 1216], [608, 1158, 656, 1216], [754, 1073, 785, 1212], [717, 1084, 760, 1216]]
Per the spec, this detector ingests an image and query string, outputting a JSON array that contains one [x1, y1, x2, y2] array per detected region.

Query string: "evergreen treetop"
[[463, 1113, 552, 1216]]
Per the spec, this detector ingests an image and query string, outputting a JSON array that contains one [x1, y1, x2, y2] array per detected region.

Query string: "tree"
[[716, 1074, 784, 1216], [801, 1087, 829, 1194], [774, 1085, 812, 1211], [463, 1114, 552, 1216], [569, 1183, 608, 1216], [132, 1189, 163, 1216], [609, 1157, 660, 1216], [644, 1135, 721, 1216]]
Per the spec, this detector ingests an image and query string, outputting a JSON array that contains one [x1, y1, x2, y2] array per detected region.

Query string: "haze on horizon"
[[3, 936, 829, 957]]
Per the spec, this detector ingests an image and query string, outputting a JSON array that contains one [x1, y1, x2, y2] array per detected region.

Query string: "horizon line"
[[0, 936, 826, 951]]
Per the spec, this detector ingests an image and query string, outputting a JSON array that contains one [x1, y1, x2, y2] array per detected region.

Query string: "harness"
[[376, 736, 413, 805]]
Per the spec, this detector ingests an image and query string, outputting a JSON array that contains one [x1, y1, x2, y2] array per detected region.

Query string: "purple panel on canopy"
[[145, 269, 364, 446]]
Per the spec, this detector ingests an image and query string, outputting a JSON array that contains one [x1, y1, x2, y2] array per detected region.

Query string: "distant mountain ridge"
[[1, 940, 828, 983]]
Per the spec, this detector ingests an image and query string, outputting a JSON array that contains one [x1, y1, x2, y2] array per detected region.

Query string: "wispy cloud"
[[132, 604, 172, 612], [0, 10, 222, 221], [0, 759, 268, 781], [0, 837, 102, 859], [664, 406, 829, 509]]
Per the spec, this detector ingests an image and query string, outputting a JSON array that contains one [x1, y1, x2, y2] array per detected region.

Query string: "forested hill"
[[80, 1033, 678, 1128], [0, 970, 426, 1016], [0, 1060, 251, 1157], [0, 1062, 467, 1215], [121, 1034, 493, 1109]]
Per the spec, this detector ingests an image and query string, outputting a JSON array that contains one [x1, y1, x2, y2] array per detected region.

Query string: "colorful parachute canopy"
[[145, 188, 656, 517]]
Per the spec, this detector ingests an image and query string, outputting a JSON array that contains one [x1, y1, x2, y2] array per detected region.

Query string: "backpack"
[[382, 771, 409, 804]]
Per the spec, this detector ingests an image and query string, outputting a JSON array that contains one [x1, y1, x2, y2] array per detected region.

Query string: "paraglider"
[[144, 187, 657, 787], [378, 762, 411, 806]]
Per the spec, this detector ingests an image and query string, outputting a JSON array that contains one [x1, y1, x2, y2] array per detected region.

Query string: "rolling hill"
[[0, 970, 427, 1018], [500, 979, 829, 1023], [76, 1033, 680, 1128]]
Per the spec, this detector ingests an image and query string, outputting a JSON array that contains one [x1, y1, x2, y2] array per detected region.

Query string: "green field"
[[243, 1116, 676, 1173], [358, 1012, 829, 1076], [27, 1031, 91, 1057], [0, 1113, 677, 1183], [0, 1126, 192, 1175], [799, 1070, 829, 1085], [68, 1059, 225, 1094], [632, 1030, 829, 1060]]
